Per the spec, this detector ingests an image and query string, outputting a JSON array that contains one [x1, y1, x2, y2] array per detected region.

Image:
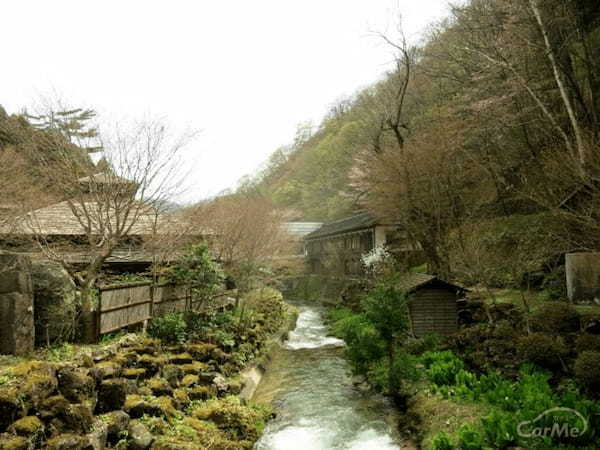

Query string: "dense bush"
[[517, 333, 569, 370], [148, 313, 188, 345], [403, 333, 443, 355], [422, 351, 466, 385], [530, 302, 580, 333], [574, 351, 600, 394], [575, 334, 600, 354]]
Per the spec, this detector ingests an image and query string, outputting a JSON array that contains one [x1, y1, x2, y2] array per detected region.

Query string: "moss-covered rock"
[[179, 362, 209, 376], [172, 389, 190, 410], [186, 344, 217, 362], [145, 378, 173, 397], [7, 415, 44, 437], [57, 367, 95, 404], [0, 433, 30, 450], [98, 410, 130, 444], [180, 375, 199, 388], [86, 419, 108, 450], [44, 433, 89, 449], [187, 385, 216, 401], [168, 353, 193, 365], [161, 365, 184, 388], [137, 355, 166, 376], [124, 395, 176, 419], [122, 368, 147, 380], [0, 389, 24, 432], [96, 379, 127, 414], [12, 361, 58, 409], [39, 396, 94, 434], [91, 361, 121, 380]]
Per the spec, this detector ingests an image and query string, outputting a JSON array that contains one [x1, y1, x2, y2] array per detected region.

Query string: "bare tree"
[[22, 118, 194, 338]]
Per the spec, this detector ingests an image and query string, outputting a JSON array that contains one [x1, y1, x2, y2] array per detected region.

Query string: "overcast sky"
[[2, 0, 450, 203]]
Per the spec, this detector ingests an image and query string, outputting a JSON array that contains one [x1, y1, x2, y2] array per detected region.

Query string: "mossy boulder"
[[150, 440, 197, 450], [180, 362, 209, 376], [12, 361, 58, 409], [161, 365, 184, 388], [172, 389, 190, 409], [44, 433, 89, 449], [0, 433, 29, 450], [180, 375, 199, 388], [7, 415, 44, 437], [122, 368, 147, 380], [99, 410, 130, 444], [91, 361, 121, 380], [96, 379, 127, 414], [168, 353, 193, 365], [0, 389, 24, 432], [191, 397, 269, 442], [39, 396, 93, 434], [86, 419, 108, 450], [124, 395, 175, 419], [57, 367, 96, 404], [186, 344, 217, 362], [187, 385, 216, 401], [137, 355, 166, 376], [145, 378, 172, 397]]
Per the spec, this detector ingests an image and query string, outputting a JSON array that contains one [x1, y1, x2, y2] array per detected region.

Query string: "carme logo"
[[517, 407, 589, 439]]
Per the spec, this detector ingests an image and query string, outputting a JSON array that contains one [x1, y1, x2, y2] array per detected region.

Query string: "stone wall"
[[0, 254, 34, 355]]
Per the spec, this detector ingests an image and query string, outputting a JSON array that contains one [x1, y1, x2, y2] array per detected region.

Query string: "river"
[[253, 305, 403, 450]]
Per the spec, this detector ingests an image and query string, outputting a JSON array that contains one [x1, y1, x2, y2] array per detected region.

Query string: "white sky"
[[2, 0, 450, 204]]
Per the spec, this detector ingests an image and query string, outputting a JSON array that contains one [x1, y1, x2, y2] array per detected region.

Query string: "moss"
[[575, 333, 600, 353], [8, 416, 44, 436], [94, 361, 122, 379], [0, 388, 23, 432], [190, 396, 270, 441], [146, 378, 173, 397], [186, 344, 217, 362], [122, 368, 147, 379], [187, 385, 216, 401], [137, 354, 167, 375], [125, 394, 177, 419], [179, 362, 209, 376], [161, 365, 184, 387], [172, 389, 190, 409], [180, 375, 199, 388], [45, 433, 88, 449], [0, 434, 29, 450]]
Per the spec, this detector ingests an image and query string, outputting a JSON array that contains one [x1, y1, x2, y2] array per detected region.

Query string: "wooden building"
[[304, 212, 408, 275], [399, 273, 465, 337]]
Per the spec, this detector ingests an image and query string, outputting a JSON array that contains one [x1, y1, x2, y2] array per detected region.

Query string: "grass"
[[406, 381, 488, 448]]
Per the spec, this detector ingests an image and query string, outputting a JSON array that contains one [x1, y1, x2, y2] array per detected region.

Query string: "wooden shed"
[[399, 273, 465, 337]]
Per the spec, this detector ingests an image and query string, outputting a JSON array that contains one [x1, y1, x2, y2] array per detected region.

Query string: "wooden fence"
[[97, 282, 190, 335]]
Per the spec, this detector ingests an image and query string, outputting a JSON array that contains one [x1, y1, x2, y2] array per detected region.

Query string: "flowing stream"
[[253, 305, 403, 450]]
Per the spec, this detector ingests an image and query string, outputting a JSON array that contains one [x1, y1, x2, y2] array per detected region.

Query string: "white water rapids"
[[253, 305, 403, 450]]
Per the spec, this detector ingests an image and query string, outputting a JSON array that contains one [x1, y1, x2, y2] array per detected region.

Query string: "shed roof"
[[77, 172, 135, 185], [397, 272, 465, 294], [305, 212, 390, 240]]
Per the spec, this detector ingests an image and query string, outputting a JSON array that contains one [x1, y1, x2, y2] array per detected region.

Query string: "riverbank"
[[0, 287, 295, 449]]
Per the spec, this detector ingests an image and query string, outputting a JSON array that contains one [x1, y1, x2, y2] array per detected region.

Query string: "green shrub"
[[530, 302, 580, 333], [456, 424, 485, 450], [574, 351, 600, 393], [403, 333, 443, 355], [423, 351, 465, 385], [517, 333, 568, 370], [480, 410, 518, 448], [575, 334, 600, 354], [431, 432, 455, 450], [148, 313, 188, 344]]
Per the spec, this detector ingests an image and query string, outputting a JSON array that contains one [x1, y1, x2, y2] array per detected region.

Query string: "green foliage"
[[360, 283, 409, 344], [421, 351, 465, 386], [431, 432, 455, 450], [530, 302, 581, 333], [148, 313, 188, 345], [164, 244, 224, 304], [403, 333, 443, 355], [575, 334, 600, 354], [517, 333, 569, 371], [574, 351, 600, 394]]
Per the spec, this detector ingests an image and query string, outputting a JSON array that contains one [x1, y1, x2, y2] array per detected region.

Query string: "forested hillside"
[[257, 0, 600, 281]]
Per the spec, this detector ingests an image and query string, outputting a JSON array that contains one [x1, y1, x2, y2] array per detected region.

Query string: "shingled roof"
[[5, 201, 192, 237], [397, 272, 465, 293], [305, 212, 384, 240]]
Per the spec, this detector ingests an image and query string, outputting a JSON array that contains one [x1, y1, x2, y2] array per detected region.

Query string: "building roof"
[[305, 212, 388, 240], [4, 201, 195, 237], [397, 272, 465, 294], [282, 222, 323, 237], [77, 172, 134, 185]]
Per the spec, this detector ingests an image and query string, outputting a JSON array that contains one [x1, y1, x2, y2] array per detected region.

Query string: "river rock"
[[128, 421, 154, 450]]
